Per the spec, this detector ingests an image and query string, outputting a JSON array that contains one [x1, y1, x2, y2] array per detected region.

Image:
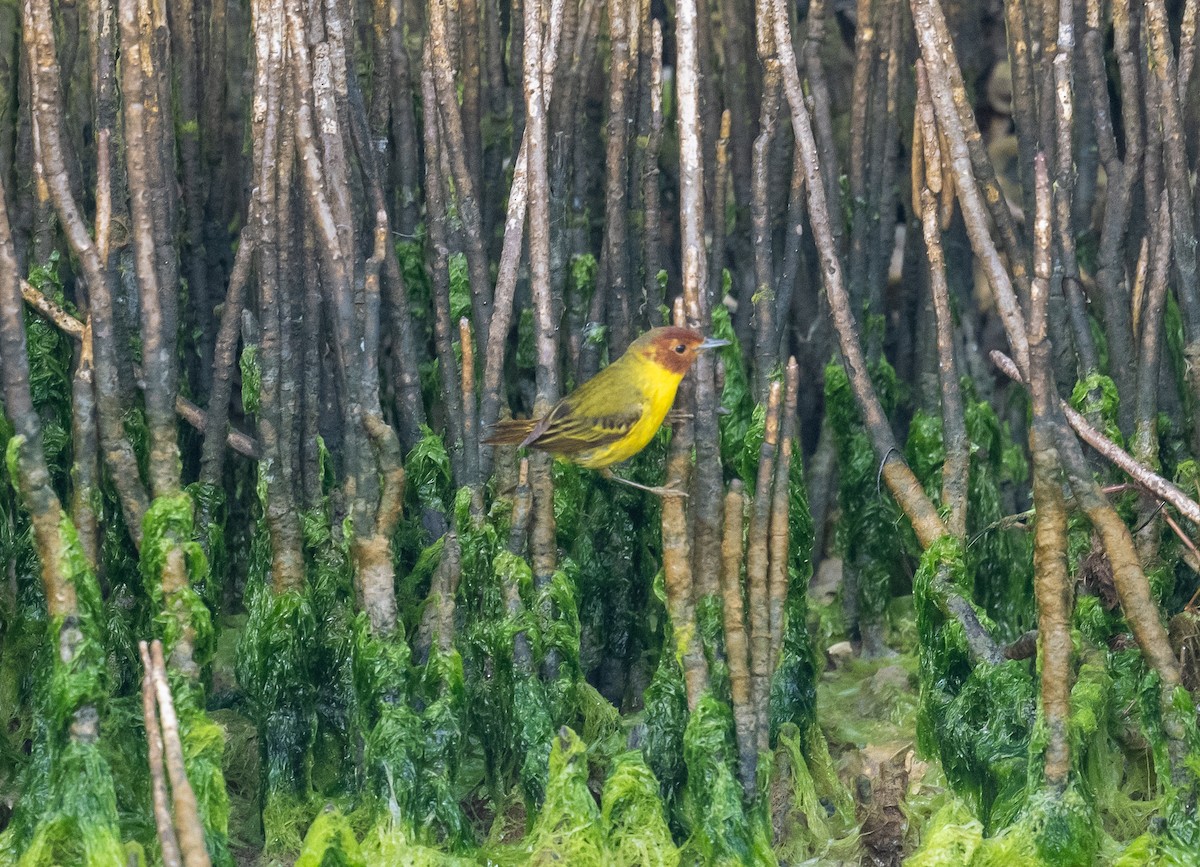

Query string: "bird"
[[484, 326, 729, 496]]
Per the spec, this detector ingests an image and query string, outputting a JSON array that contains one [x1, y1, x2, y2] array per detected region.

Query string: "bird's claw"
[[650, 485, 688, 499]]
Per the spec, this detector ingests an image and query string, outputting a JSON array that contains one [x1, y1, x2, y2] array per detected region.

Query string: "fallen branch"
[[20, 279, 261, 460]]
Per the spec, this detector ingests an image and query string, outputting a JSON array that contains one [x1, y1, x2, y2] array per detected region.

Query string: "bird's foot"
[[666, 410, 694, 424], [600, 468, 688, 498]]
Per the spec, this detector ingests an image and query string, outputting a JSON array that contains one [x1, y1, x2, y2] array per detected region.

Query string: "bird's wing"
[[525, 371, 645, 453]]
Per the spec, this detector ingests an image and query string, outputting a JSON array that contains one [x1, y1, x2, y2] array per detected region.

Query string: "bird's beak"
[[697, 337, 730, 351]]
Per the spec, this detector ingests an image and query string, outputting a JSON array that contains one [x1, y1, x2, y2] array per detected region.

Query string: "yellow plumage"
[[484, 327, 727, 491]]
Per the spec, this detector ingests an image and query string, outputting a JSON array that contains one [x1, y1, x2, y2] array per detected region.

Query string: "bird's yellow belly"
[[571, 379, 675, 469], [572, 412, 664, 468]]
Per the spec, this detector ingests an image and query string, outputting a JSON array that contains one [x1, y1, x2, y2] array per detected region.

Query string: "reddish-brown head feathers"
[[630, 326, 709, 376]]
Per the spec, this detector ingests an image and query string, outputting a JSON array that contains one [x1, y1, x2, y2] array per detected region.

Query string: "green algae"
[[907, 798, 983, 866], [295, 807, 366, 867], [524, 728, 607, 863], [825, 360, 913, 641], [912, 537, 1034, 830], [602, 750, 681, 867], [679, 695, 773, 865], [0, 509, 124, 867], [905, 393, 1033, 636], [769, 447, 818, 739]]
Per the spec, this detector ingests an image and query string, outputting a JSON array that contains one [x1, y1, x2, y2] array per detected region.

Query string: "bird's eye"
[[674, 344, 686, 354]]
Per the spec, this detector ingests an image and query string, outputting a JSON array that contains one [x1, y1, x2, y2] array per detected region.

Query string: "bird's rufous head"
[[630, 326, 730, 376]]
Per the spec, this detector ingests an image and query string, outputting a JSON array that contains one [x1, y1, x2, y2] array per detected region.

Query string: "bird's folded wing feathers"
[[530, 386, 645, 452]]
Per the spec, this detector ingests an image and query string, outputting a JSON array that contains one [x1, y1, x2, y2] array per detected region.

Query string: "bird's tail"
[[483, 417, 537, 445]]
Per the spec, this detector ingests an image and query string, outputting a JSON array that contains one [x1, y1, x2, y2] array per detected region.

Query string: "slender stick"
[[140, 643, 184, 867], [121, 0, 181, 498], [524, 0, 560, 595], [420, 59, 467, 484], [1027, 154, 1072, 790], [678, 0, 724, 601], [918, 184, 968, 538], [748, 381, 781, 751], [642, 20, 665, 325], [460, 317, 483, 508], [23, 0, 149, 543], [145, 641, 212, 867], [721, 481, 754, 795], [200, 226, 257, 484], [428, 0, 493, 357], [992, 352, 1200, 529], [768, 360, 799, 670]]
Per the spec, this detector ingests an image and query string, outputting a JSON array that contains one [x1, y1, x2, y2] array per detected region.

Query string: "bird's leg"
[[666, 410, 694, 424], [599, 467, 688, 498]]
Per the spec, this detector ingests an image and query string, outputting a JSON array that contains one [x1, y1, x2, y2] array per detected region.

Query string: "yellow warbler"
[[484, 327, 728, 496]]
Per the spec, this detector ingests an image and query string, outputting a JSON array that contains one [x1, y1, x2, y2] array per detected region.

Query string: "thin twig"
[[145, 641, 212, 867], [991, 352, 1200, 529], [140, 643, 184, 867], [748, 381, 781, 751]]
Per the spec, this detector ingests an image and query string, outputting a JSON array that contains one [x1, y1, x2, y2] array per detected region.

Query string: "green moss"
[[769, 451, 818, 738], [295, 807, 366, 867], [140, 493, 215, 669], [679, 695, 773, 865], [525, 728, 607, 863], [601, 751, 680, 867], [361, 819, 476, 866], [2, 740, 126, 867], [912, 538, 1034, 829], [407, 426, 453, 515], [906, 798, 983, 866], [769, 723, 858, 863], [1070, 374, 1123, 449], [973, 787, 1097, 867], [710, 305, 753, 472], [642, 631, 689, 810], [826, 360, 914, 628], [239, 344, 261, 416]]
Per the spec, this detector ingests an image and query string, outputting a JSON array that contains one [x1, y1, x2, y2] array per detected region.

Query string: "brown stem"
[[678, 0, 724, 604], [992, 351, 1200, 529], [121, 0, 182, 498], [664, 362, 707, 711], [524, 0, 560, 602], [768, 360, 799, 672], [707, 109, 731, 309], [919, 185, 968, 539], [144, 641, 212, 867], [642, 20, 665, 325], [199, 226, 256, 484], [23, 0, 149, 544], [721, 481, 755, 795], [1028, 153, 1073, 790], [1132, 204, 1172, 467], [420, 59, 467, 484], [751, 56, 781, 404], [140, 642, 184, 867], [460, 317, 483, 508], [428, 0, 493, 357], [801, 0, 844, 255], [748, 381, 781, 751], [70, 328, 100, 569]]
